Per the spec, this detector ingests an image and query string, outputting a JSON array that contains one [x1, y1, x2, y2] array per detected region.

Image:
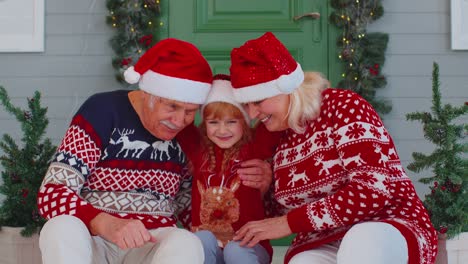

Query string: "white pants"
[[289, 222, 408, 264], [39, 215, 204, 264]]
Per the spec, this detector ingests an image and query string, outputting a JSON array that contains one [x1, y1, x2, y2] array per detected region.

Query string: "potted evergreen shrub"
[[0, 86, 56, 264], [406, 62, 468, 264]]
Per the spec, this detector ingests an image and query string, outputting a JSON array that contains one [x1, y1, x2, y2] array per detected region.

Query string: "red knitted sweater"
[[177, 124, 275, 260], [269, 89, 437, 264]]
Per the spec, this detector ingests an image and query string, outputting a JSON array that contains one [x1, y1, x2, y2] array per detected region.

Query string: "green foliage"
[[330, 0, 391, 114], [406, 62, 468, 238], [0, 86, 56, 236], [106, 0, 162, 82]]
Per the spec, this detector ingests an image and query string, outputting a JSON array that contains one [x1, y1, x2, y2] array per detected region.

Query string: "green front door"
[[163, 0, 341, 84]]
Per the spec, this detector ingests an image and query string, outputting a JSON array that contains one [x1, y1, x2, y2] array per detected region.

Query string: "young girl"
[[177, 74, 273, 264]]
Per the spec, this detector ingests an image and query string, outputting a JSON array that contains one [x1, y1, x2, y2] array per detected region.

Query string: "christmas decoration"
[[330, 0, 390, 114], [106, 0, 162, 82], [406, 62, 468, 238], [106, 1, 390, 114], [0, 86, 56, 237]]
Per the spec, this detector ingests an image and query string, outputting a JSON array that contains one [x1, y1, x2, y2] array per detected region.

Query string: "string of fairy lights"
[[106, 0, 164, 82], [106, 0, 390, 114], [330, 0, 390, 114]]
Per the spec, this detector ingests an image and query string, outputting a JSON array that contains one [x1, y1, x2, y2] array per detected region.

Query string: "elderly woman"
[[230, 32, 438, 264]]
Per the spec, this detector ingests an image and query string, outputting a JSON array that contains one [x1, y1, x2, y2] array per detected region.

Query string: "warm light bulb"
[[342, 73, 346, 77], [148, 21, 152, 25], [131, 28, 135, 32], [349, 63, 353, 67], [338, 55, 342, 59], [112, 23, 117, 27], [354, 77, 358, 80], [160, 22, 164, 26]]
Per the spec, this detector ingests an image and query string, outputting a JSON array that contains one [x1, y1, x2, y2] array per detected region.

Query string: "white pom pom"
[[124, 66, 141, 84], [276, 74, 297, 93]]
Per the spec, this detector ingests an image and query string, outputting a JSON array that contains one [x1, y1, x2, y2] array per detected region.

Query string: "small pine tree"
[[0, 86, 56, 236], [406, 62, 468, 238]]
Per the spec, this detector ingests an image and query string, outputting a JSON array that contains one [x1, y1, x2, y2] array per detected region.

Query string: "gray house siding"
[[0, 0, 467, 198], [369, 0, 468, 196], [0, 0, 122, 144]]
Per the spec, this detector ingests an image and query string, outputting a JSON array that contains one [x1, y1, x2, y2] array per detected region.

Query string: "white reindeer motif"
[[339, 151, 367, 167], [151, 140, 173, 160], [314, 154, 341, 175], [115, 129, 150, 158], [287, 167, 309, 187], [373, 144, 388, 166], [388, 148, 396, 159], [102, 128, 117, 160], [275, 177, 280, 191]]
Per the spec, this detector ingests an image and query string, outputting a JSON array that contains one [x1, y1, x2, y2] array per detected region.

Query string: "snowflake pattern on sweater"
[[271, 89, 437, 264], [37, 90, 192, 230]]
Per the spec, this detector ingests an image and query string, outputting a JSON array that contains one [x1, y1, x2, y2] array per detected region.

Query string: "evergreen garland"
[[106, 0, 390, 114], [0, 86, 56, 236], [406, 62, 468, 238], [330, 0, 390, 114], [106, 0, 162, 82]]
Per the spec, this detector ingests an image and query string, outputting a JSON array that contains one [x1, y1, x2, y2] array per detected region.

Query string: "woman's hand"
[[233, 215, 292, 247], [237, 159, 273, 196]]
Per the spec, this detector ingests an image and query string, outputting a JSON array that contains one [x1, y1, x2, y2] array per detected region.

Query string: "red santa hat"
[[202, 74, 250, 124], [124, 38, 213, 104], [230, 32, 304, 103]]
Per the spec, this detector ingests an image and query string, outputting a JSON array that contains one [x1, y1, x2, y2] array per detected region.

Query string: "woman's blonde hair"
[[287, 71, 329, 133], [199, 101, 252, 173]]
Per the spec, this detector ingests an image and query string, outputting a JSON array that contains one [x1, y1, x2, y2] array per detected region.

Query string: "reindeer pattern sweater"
[[37, 90, 192, 230], [177, 125, 273, 260], [271, 89, 437, 264]]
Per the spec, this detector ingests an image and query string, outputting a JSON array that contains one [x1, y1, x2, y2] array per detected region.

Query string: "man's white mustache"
[[160, 120, 181, 130]]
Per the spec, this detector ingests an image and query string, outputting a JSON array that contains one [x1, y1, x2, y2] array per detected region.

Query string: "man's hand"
[[237, 159, 273, 196], [233, 216, 292, 247], [89, 212, 157, 249]]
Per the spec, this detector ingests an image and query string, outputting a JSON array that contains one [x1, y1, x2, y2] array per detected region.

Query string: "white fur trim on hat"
[[233, 63, 304, 103], [139, 70, 211, 104], [202, 79, 250, 124]]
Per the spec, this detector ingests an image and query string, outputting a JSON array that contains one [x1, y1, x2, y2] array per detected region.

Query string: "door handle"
[[293, 12, 320, 21]]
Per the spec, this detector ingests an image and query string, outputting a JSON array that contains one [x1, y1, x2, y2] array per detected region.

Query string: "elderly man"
[[37, 38, 213, 264]]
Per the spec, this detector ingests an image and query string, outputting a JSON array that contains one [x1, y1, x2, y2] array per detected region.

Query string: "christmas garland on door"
[[106, 0, 390, 114]]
